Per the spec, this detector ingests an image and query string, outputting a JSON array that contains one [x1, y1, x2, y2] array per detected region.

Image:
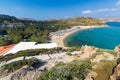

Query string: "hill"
[[0, 45, 118, 80], [0, 14, 104, 46], [65, 17, 104, 26], [0, 14, 104, 28]]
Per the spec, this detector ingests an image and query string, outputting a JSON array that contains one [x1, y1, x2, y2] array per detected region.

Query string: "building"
[[0, 44, 16, 56], [0, 42, 58, 56]]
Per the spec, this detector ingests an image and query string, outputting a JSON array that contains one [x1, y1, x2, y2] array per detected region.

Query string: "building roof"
[[3, 42, 58, 56], [0, 44, 16, 55]]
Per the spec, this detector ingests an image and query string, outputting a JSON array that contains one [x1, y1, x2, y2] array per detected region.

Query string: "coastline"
[[50, 25, 106, 48]]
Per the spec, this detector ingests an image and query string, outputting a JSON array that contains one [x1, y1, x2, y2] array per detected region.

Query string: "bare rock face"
[[114, 45, 120, 61], [114, 45, 120, 54], [79, 45, 98, 59], [92, 52, 115, 62], [11, 69, 41, 80], [109, 65, 120, 80], [85, 71, 97, 80], [81, 45, 98, 53], [0, 65, 44, 80], [0, 21, 25, 28], [109, 58, 120, 80]]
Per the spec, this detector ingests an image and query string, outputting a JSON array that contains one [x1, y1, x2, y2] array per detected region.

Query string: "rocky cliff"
[[109, 45, 120, 80]]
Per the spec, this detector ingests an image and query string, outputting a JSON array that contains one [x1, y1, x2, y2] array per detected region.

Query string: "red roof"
[[0, 44, 16, 55]]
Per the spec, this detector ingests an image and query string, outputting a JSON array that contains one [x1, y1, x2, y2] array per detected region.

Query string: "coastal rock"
[[109, 58, 120, 80], [79, 45, 98, 59], [85, 71, 97, 80], [81, 45, 98, 53], [114, 45, 120, 54], [109, 64, 120, 80], [92, 52, 115, 62]]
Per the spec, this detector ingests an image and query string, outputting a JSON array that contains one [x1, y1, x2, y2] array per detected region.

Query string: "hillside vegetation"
[[37, 59, 92, 80], [0, 45, 118, 80], [0, 15, 104, 46], [1, 58, 40, 73], [0, 47, 63, 62], [65, 17, 104, 26], [93, 60, 116, 80]]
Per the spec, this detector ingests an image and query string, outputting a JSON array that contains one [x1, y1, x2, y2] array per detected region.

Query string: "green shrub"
[[0, 47, 63, 62], [96, 49, 117, 57], [67, 47, 81, 52], [37, 59, 92, 80], [2, 58, 40, 72], [90, 52, 102, 59]]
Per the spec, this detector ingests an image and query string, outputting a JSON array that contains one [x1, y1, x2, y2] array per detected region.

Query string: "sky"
[[0, 0, 120, 20]]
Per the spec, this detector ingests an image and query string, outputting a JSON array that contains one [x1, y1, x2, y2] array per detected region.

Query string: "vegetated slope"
[[92, 60, 116, 80], [1, 58, 40, 73], [37, 59, 92, 80], [0, 14, 104, 46], [65, 17, 104, 26], [0, 47, 63, 62], [37, 46, 117, 80], [0, 45, 118, 80]]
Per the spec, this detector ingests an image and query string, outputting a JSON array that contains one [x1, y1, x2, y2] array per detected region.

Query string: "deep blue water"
[[65, 22, 120, 50]]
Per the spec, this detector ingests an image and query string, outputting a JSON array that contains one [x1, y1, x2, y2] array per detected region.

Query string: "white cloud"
[[82, 8, 120, 14], [116, 0, 120, 5], [82, 10, 92, 14]]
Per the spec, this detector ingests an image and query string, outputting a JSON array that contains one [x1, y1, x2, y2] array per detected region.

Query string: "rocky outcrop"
[[10, 66, 43, 80], [92, 52, 115, 62], [115, 45, 120, 52], [109, 58, 120, 80], [85, 71, 97, 80], [114, 45, 120, 57], [0, 65, 45, 80], [0, 21, 25, 27], [109, 45, 120, 80], [109, 65, 120, 80], [77, 45, 98, 59]]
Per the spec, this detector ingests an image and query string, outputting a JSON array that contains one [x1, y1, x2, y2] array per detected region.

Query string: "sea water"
[[65, 22, 120, 50]]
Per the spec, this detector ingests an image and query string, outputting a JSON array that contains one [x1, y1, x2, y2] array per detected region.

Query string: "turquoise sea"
[[65, 22, 120, 50]]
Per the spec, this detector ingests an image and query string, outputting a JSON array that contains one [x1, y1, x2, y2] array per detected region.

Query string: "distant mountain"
[[18, 17, 36, 21], [0, 14, 104, 28], [0, 14, 24, 27], [0, 14, 40, 28], [0, 14, 18, 22], [99, 18, 120, 22], [0, 14, 16, 19]]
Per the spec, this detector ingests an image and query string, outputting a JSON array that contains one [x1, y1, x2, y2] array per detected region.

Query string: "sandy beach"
[[50, 25, 106, 48]]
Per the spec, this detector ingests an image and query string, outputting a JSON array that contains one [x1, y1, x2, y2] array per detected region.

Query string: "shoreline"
[[50, 25, 106, 48]]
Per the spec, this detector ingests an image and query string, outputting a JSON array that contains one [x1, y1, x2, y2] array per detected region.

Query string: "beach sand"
[[50, 26, 106, 48]]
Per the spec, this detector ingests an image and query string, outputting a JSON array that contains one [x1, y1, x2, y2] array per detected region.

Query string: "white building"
[[3, 42, 58, 56]]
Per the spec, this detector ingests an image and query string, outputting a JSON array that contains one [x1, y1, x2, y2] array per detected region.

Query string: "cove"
[[65, 22, 120, 50]]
